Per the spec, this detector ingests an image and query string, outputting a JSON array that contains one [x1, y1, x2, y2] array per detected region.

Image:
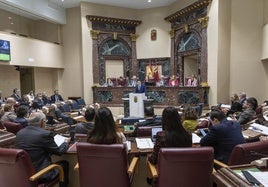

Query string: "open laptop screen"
[[151, 126, 162, 142]]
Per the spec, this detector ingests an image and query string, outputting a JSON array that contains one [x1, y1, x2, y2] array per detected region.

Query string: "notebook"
[[151, 126, 162, 142]]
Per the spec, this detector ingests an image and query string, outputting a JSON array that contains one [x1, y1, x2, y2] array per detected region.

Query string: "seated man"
[[15, 111, 70, 187], [13, 105, 29, 127], [51, 90, 64, 103], [200, 109, 245, 164], [236, 97, 258, 126], [75, 107, 95, 134]]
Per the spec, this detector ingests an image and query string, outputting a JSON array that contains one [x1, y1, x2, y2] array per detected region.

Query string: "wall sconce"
[[151, 29, 157, 41]]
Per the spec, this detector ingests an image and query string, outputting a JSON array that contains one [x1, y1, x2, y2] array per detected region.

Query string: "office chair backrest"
[[70, 100, 79, 110], [228, 140, 268, 166], [136, 126, 152, 137], [59, 104, 71, 113], [3, 121, 23, 134], [77, 142, 130, 187], [157, 147, 214, 187], [0, 148, 37, 187], [77, 98, 86, 107]]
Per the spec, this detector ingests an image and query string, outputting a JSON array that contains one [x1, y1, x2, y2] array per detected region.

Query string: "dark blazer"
[[50, 94, 64, 103], [135, 84, 146, 93], [200, 119, 245, 164], [15, 126, 68, 182], [10, 93, 21, 101]]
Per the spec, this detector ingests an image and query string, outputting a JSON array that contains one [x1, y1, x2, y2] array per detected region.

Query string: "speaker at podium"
[[129, 93, 147, 118]]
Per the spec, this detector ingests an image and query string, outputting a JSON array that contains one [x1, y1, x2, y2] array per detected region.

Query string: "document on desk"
[[135, 138, 154, 149], [250, 123, 268, 135], [54, 134, 66, 146], [192, 133, 201, 144], [237, 170, 268, 187]]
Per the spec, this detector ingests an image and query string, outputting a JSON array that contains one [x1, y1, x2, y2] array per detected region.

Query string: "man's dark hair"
[[16, 105, 28, 118], [210, 110, 226, 122], [85, 107, 95, 121], [246, 97, 258, 111], [144, 106, 154, 117]]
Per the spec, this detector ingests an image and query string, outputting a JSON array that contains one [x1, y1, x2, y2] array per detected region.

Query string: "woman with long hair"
[[87, 106, 126, 144], [148, 106, 192, 165]]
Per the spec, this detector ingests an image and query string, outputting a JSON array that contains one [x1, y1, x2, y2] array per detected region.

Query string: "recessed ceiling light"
[[148, 0, 151, 2]]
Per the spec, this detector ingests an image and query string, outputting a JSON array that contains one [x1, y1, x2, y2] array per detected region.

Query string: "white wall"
[[0, 64, 19, 97], [136, 7, 170, 58], [230, 0, 267, 103], [0, 32, 64, 68]]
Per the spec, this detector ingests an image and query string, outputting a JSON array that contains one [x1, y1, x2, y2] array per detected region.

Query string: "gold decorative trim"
[[113, 32, 117, 40], [90, 30, 100, 39], [130, 33, 138, 41], [165, 0, 212, 22], [169, 30, 175, 39], [198, 16, 209, 28], [87, 15, 142, 26], [184, 24, 189, 33]]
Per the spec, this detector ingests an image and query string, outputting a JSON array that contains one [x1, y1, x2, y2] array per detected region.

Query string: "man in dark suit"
[[135, 80, 146, 94], [200, 109, 245, 164], [15, 112, 70, 187], [10, 88, 21, 101], [50, 89, 64, 103]]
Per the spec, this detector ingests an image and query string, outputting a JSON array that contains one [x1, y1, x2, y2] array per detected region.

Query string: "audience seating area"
[[0, 147, 64, 187]]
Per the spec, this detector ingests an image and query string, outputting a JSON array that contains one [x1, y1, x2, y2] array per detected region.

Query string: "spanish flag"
[[153, 64, 159, 81], [147, 62, 153, 78]]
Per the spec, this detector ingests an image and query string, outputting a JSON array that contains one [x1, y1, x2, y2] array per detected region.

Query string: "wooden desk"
[[44, 123, 69, 134], [213, 164, 267, 187], [0, 131, 16, 148], [67, 138, 153, 156]]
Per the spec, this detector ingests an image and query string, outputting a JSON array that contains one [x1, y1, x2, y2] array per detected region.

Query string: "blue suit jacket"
[[200, 119, 245, 164], [135, 84, 146, 93]]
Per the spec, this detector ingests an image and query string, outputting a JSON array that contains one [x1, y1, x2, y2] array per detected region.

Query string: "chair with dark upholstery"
[[59, 103, 71, 114], [76, 98, 86, 107], [136, 126, 153, 137], [3, 121, 23, 134], [0, 147, 64, 187], [75, 142, 139, 187], [214, 140, 268, 167], [148, 147, 214, 187], [69, 100, 80, 112]]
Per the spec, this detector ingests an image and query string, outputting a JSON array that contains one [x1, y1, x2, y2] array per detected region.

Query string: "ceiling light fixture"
[[148, 0, 151, 2]]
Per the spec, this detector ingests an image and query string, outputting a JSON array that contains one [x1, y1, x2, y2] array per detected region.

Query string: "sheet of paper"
[[192, 133, 201, 144], [135, 138, 154, 149], [126, 141, 131, 151], [249, 171, 268, 186], [54, 134, 66, 146]]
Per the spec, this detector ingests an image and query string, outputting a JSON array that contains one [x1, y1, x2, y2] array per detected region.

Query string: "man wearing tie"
[[50, 90, 64, 103], [135, 80, 146, 93]]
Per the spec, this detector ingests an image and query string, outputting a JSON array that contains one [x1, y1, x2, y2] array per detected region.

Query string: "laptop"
[[151, 126, 162, 142]]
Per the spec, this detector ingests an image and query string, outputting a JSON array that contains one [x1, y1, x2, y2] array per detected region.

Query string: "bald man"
[[16, 112, 70, 186]]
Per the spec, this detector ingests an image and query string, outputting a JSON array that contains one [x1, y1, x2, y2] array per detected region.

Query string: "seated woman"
[[148, 106, 192, 165], [182, 106, 199, 132], [87, 106, 126, 144], [168, 75, 179, 87]]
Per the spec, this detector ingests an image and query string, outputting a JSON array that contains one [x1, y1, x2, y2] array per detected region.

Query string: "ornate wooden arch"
[[87, 15, 141, 85]]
